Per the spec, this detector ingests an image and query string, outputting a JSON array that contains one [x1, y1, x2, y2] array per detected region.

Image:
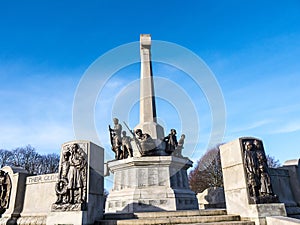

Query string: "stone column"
[[134, 34, 164, 140], [219, 137, 286, 225]]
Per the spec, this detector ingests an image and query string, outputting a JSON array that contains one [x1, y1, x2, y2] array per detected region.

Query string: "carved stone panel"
[[148, 167, 158, 186], [0, 170, 11, 214], [242, 138, 279, 204], [138, 168, 147, 188], [52, 142, 88, 211]]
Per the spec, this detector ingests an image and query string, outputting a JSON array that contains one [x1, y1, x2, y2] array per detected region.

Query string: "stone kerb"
[[220, 137, 287, 225], [0, 166, 29, 225]]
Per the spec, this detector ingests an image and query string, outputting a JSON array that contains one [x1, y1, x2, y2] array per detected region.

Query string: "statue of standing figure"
[[174, 134, 185, 157], [109, 118, 123, 160], [163, 129, 178, 155], [67, 143, 87, 204], [121, 131, 133, 158], [244, 141, 260, 199]]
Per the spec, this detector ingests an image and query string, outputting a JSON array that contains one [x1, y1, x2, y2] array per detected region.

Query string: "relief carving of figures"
[[53, 143, 87, 211], [0, 170, 11, 213], [244, 141, 260, 199], [242, 139, 278, 204], [259, 165, 272, 196], [163, 129, 178, 155]]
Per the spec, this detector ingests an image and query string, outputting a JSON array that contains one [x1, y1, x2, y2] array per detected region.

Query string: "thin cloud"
[[271, 121, 300, 134], [230, 119, 273, 134]]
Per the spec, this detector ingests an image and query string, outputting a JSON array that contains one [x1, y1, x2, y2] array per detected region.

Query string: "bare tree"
[[0, 149, 13, 167], [11, 145, 40, 174], [9, 145, 59, 175], [38, 153, 60, 174], [266, 154, 281, 168], [189, 145, 223, 193]]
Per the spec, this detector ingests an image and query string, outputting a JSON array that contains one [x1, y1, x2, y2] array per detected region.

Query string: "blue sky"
[[1, 0, 300, 170]]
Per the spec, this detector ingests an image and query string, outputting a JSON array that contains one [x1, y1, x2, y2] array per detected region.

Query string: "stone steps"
[[104, 209, 227, 220], [177, 222, 255, 225], [97, 209, 255, 225]]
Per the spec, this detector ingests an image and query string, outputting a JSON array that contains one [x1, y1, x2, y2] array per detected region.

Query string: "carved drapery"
[[52, 142, 87, 211], [242, 138, 278, 204], [0, 170, 11, 214]]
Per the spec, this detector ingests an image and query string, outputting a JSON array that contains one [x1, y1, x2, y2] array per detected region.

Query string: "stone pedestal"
[[105, 156, 198, 213], [0, 166, 29, 225], [17, 173, 58, 224], [282, 159, 300, 206], [219, 137, 286, 225], [46, 140, 105, 225]]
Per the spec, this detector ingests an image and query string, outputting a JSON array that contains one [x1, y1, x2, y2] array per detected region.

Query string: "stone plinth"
[[282, 159, 300, 205], [0, 166, 29, 225], [105, 156, 198, 213], [17, 173, 57, 224], [46, 140, 105, 225], [220, 137, 286, 225]]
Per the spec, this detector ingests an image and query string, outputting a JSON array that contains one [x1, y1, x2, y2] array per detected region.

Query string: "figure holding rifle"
[[123, 121, 142, 156], [109, 118, 122, 160]]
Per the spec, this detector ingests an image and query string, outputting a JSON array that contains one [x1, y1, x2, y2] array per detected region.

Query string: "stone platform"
[[97, 209, 255, 225], [105, 156, 198, 213]]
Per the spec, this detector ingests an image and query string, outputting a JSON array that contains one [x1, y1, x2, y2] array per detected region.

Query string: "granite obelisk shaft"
[[135, 34, 164, 139]]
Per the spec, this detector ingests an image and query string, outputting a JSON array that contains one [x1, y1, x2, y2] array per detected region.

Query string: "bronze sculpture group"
[[109, 118, 133, 159], [109, 118, 185, 159], [243, 139, 278, 204]]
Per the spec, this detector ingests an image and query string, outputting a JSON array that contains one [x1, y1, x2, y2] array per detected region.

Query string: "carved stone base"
[[46, 211, 89, 225], [51, 202, 87, 211], [249, 195, 279, 204], [17, 216, 47, 225], [105, 156, 198, 213]]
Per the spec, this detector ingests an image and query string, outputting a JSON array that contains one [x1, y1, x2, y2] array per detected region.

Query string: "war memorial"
[[0, 35, 299, 225]]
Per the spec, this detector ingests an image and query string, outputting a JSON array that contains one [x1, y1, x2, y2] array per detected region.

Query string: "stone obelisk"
[[134, 34, 164, 140], [105, 34, 199, 214]]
